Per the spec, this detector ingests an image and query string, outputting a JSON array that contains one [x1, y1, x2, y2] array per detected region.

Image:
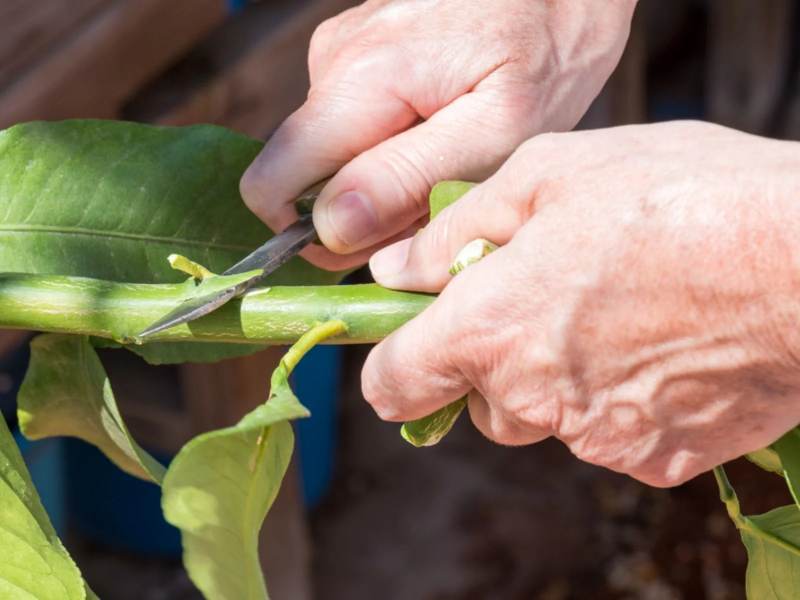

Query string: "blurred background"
[[1, 0, 799, 598]]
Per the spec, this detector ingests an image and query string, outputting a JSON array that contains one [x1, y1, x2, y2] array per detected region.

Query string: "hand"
[[363, 121, 800, 487], [240, 0, 636, 270]]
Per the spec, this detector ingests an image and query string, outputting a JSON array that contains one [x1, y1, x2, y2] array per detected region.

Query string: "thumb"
[[368, 141, 544, 293], [240, 84, 417, 238], [311, 89, 534, 255]]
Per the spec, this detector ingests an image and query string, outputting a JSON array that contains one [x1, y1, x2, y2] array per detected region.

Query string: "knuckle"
[[516, 131, 563, 159], [239, 165, 266, 212], [373, 147, 434, 215], [309, 18, 337, 58], [239, 162, 285, 225], [361, 349, 407, 421], [472, 411, 520, 446], [634, 470, 687, 489]]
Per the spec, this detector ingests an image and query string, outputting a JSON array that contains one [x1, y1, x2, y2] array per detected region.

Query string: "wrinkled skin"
[[364, 122, 800, 487], [241, 0, 636, 269]]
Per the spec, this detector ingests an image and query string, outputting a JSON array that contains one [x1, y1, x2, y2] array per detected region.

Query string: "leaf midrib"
[[0, 224, 255, 252]]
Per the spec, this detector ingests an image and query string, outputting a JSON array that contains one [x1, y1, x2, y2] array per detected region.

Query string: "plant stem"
[[0, 274, 432, 345], [281, 320, 348, 373], [713, 465, 800, 559], [713, 465, 746, 527]]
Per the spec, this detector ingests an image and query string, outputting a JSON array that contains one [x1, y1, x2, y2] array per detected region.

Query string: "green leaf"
[[17, 334, 165, 484], [162, 320, 346, 600], [401, 397, 466, 447], [400, 180, 475, 448], [168, 253, 217, 280], [773, 428, 800, 506], [0, 411, 87, 599], [128, 341, 269, 365], [0, 120, 341, 286], [741, 505, 800, 599], [746, 446, 784, 475], [429, 181, 475, 218]]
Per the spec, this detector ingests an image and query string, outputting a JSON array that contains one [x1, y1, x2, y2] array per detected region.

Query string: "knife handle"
[[294, 176, 333, 215]]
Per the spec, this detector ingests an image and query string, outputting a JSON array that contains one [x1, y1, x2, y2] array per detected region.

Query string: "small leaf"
[[399, 180, 477, 448], [17, 334, 165, 484], [740, 505, 800, 598], [747, 446, 784, 475], [448, 238, 498, 276], [0, 411, 88, 599], [177, 267, 264, 301], [772, 428, 800, 507], [168, 253, 217, 280], [401, 397, 466, 447], [163, 320, 346, 600]]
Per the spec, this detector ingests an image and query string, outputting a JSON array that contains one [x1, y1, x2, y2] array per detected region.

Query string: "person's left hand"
[[362, 120, 800, 487]]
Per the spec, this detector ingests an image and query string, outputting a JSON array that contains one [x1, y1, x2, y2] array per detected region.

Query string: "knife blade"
[[136, 209, 319, 340]]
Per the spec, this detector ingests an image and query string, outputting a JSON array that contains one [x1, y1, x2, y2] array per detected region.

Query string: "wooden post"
[[706, 0, 794, 134], [127, 0, 361, 136], [0, 0, 226, 127]]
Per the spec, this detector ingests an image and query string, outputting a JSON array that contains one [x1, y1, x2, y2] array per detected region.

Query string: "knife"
[[136, 180, 327, 340]]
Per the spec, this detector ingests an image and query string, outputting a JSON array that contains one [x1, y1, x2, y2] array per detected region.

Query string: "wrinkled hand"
[[240, 0, 635, 269], [363, 121, 800, 487]]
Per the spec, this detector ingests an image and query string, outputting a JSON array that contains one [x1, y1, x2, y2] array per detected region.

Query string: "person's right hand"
[[240, 0, 637, 270]]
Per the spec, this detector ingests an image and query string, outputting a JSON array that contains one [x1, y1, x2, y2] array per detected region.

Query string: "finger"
[[368, 136, 559, 292], [311, 89, 536, 256], [240, 83, 418, 239], [467, 390, 550, 446], [297, 213, 427, 272], [307, 8, 362, 83], [361, 279, 473, 422]]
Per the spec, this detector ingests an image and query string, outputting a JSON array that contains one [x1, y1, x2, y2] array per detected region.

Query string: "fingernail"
[[327, 191, 378, 247], [370, 238, 412, 282]]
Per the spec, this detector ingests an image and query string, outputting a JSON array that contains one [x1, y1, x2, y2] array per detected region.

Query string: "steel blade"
[[223, 214, 317, 275], [137, 215, 317, 339]]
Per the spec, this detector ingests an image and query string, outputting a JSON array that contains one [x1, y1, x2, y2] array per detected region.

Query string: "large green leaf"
[[741, 505, 800, 599], [0, 120, 344, 363], [0, 411, 88, 599], [127, 340, 270, 365], [162, 320, 346, 599], [0, 120, 339, 286], [17, 334, 165, 483]]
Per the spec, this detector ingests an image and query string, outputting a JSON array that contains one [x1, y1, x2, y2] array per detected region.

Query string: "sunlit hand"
[[363, 121, 800, 487], [240, 0, 636, 270]]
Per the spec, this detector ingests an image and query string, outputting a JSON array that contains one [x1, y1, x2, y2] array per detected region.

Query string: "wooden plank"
[[179, 348, 313, 600], [0, 0, 227, 127], [0, 0, 112, 91], [126, 0, 361, 137], [706, 0, 793, 134]]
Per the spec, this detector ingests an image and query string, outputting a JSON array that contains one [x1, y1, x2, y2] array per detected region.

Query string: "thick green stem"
[[0, 274, 432, 345]]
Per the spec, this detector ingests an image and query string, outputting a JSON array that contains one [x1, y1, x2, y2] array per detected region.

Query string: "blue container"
[[64, 440, 182, 557], [14, 433, 66, 534], [293, 345, 343, 509]]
